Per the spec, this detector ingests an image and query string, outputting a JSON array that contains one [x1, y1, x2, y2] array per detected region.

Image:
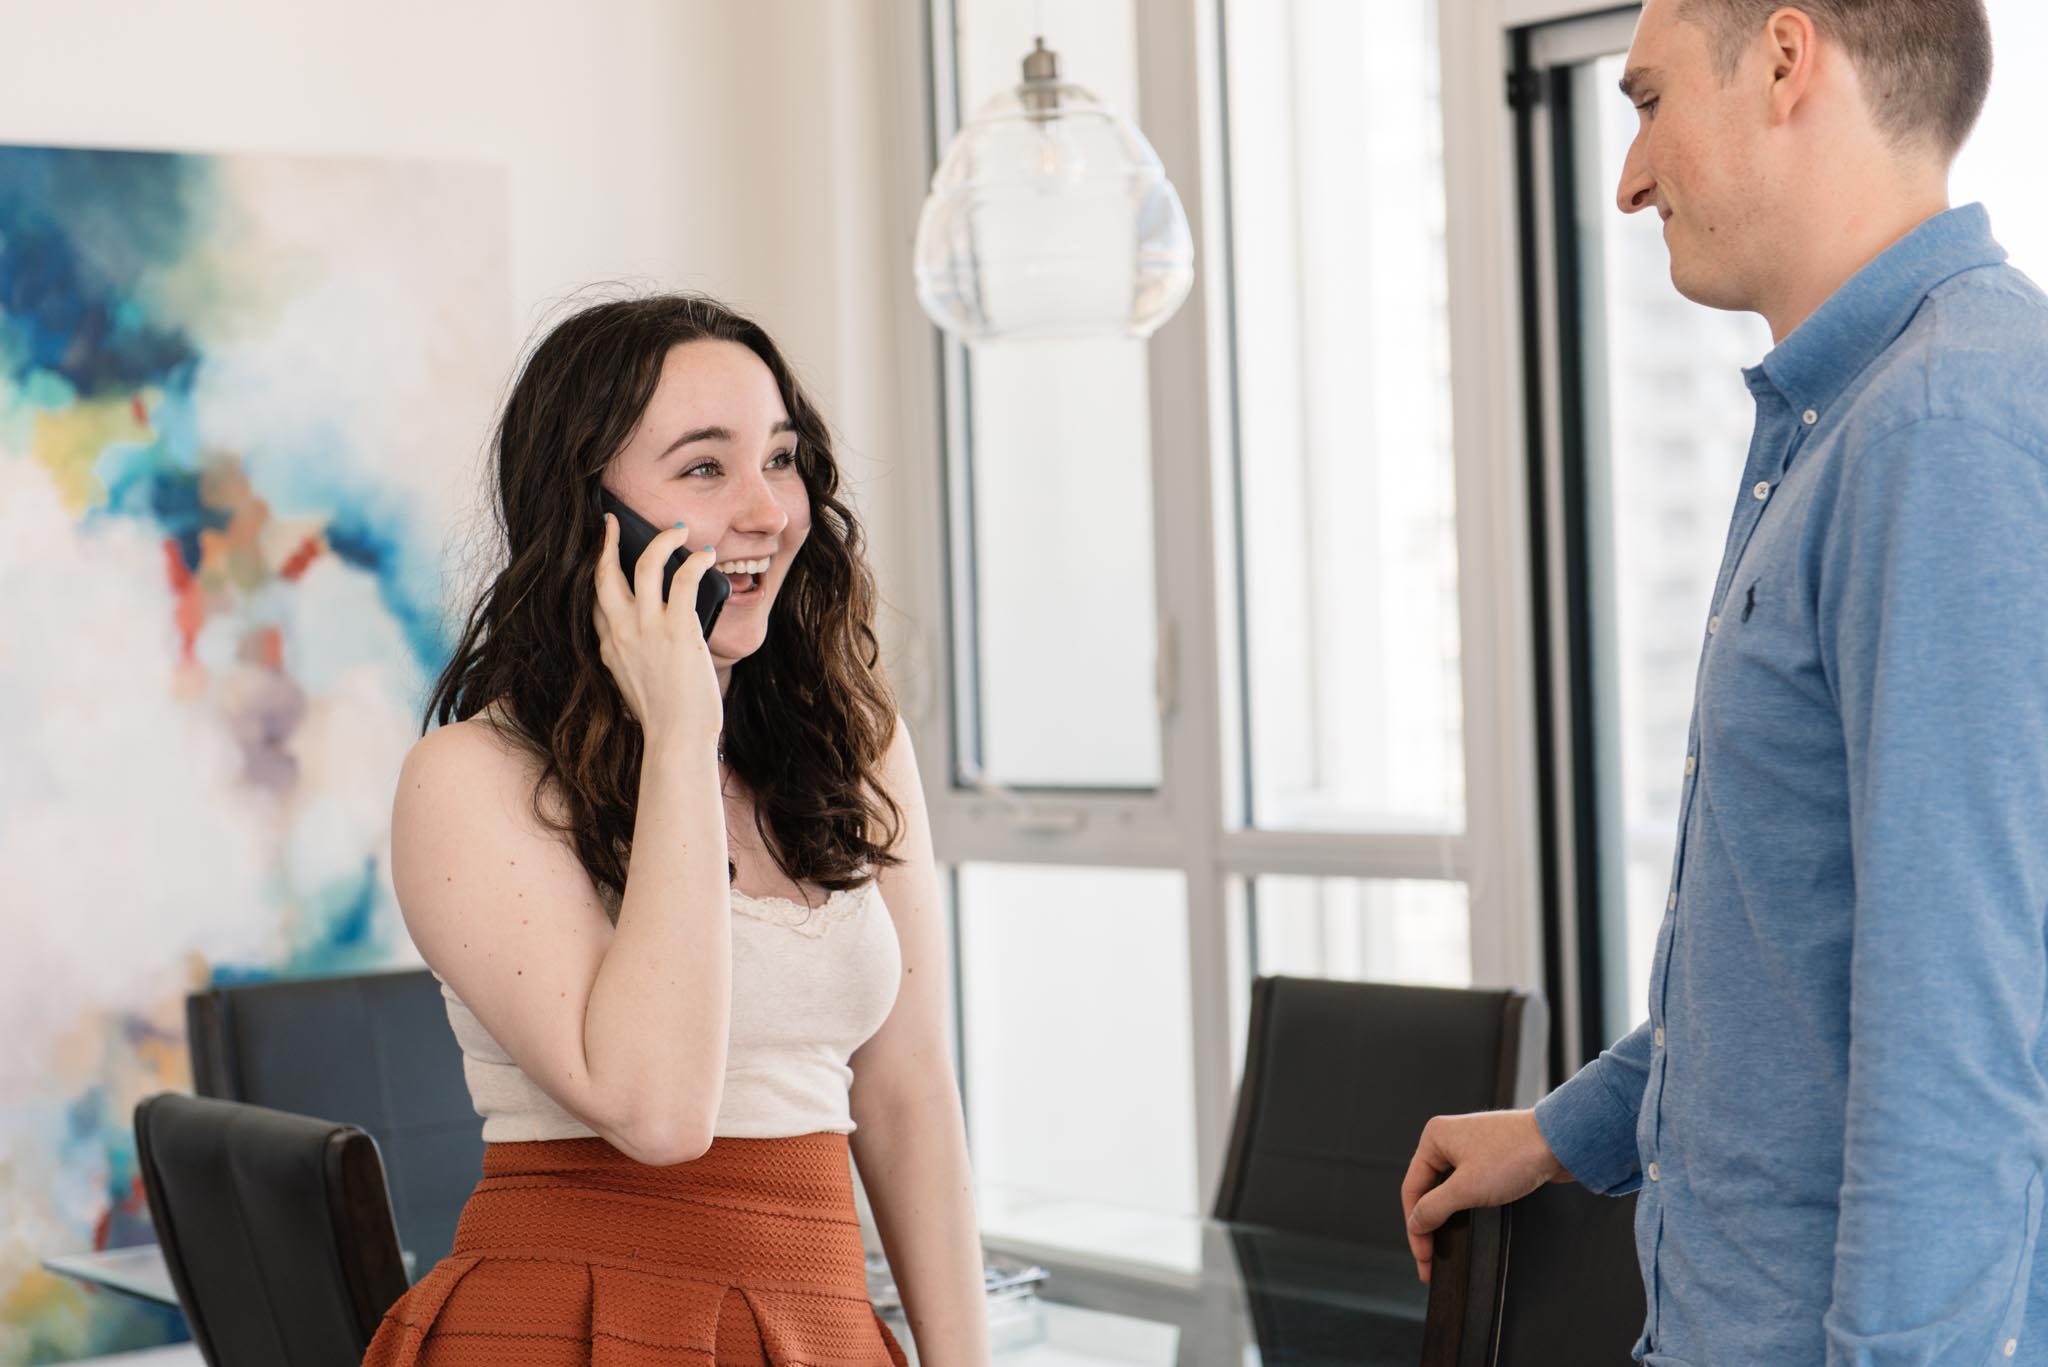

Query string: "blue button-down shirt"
[[1534, 204, 2048, 1367]]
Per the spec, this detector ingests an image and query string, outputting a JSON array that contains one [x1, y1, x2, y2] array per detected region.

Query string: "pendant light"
[[914, 37, 1195, 343]]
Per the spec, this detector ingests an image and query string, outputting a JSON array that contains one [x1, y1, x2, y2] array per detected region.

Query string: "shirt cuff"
[[1535, 1059, 1644, 1196]]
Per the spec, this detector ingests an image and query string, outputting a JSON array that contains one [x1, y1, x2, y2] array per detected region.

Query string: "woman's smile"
[[713, 552, 774, 600]]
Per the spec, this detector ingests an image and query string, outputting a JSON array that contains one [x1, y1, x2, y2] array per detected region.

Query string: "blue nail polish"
[[673, 522, 686, 529], [703, 545, 715, 553]]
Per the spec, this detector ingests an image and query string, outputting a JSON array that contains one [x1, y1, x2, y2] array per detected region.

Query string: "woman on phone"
[[362, 295, 988, 1366]]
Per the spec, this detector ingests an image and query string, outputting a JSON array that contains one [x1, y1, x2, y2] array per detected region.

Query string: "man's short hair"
[[1680, 0, 1993, 158]]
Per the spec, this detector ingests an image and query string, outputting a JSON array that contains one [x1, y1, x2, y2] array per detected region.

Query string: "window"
[[915, 0, 1498, 1265], [1251, 878, 1471, 989], [945, 0, 1160, 793], [964, 335, 1162, 789], [956, 864, 1200, 1266], [1224, 0, 1465, 835]]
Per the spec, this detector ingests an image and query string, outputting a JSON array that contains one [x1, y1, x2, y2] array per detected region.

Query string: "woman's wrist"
[[641, 724, 721, 771]]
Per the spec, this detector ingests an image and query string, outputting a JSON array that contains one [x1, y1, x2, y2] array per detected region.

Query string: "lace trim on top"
[[729, 883, 870, 938]]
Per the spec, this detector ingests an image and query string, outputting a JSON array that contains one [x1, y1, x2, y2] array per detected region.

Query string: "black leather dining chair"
[[1213, 976, 1548, 1251], [187, 967, 482, 1267], [134, 1092, 411, 1367], [1421, 1183, 1646, 1365]]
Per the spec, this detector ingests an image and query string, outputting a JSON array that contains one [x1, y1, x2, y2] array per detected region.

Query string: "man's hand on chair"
[[1400, 1110, 1570, 1284]]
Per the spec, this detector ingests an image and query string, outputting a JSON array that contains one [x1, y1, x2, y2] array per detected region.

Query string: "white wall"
[[0, 0, 930, 679], [0, 7, 936, 1342]]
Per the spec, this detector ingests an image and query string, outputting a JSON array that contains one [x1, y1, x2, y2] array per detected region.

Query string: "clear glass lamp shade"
[[914, 78, 1195, 343]]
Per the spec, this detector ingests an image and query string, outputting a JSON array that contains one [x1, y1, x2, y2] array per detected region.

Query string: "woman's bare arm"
[[392, 520, 733, 1165], [392, 717, 730, 1167], [848, 720, 990, 1364]]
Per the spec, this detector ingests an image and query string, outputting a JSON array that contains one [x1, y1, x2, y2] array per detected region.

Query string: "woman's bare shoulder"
[[398, 706, 552, 830], [417, 700, 543, 767], [393, 706, 609, 958]]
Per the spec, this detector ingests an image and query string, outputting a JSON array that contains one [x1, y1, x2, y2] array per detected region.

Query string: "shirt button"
[[1753, 481, 1772, 501], [1648, 1162, 1661, 1182], [1667, 892, 1678, 911], [1803, 408, 1819, 425], [1708, 615, 1720, 635], [1684, 755, 1696, 776], [2005, 1340, 2017, 1358], [1655, 1027, 1666, 1046]]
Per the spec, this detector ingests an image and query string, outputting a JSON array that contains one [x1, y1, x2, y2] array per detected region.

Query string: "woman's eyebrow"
[[661, 419, 797, 459], [662, 425, 734, 457]]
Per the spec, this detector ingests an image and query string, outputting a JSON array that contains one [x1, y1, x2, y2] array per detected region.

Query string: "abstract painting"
[[0, 145, 509, 1363]]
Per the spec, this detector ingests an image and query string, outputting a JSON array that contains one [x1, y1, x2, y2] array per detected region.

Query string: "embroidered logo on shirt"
[[1741, 582, 1758, 623]]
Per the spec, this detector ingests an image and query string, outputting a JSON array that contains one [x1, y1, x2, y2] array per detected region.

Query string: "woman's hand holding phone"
[[593, 512, 724, 752]]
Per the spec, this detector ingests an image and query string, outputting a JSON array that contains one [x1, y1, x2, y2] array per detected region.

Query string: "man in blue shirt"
[[1401, 0, 2048, 1363]]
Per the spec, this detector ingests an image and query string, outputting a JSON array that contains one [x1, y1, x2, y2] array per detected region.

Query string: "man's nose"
[[1616, 140, 1657, 216]]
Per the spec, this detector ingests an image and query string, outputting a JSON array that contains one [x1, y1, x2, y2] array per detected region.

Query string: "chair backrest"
[[134, 1092, 410, 1367], [1421, 1184, 1646, 1366], [1213, 976, 1548, 1250], [187, 967, 483, 1268]]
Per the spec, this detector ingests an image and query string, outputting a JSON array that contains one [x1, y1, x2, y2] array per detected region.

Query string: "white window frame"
[[868, 0, 1637, 1211]]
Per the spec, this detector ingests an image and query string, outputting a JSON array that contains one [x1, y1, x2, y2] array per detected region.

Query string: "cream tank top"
[[435, 881, 902, 1142]]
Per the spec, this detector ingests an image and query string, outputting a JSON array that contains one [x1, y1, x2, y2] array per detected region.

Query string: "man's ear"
[[1763, 5, 1819, 128]]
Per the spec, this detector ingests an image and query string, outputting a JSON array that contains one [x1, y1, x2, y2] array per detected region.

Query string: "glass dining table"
[[967, 1217, 1428, 1366], [47, 1215, 1428, 1366]]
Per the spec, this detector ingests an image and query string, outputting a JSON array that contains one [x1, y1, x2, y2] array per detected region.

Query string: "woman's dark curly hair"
[[426, 294, 902, 909]]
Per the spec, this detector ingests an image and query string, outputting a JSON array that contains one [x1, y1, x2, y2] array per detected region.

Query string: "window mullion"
[[1219, 829, 1471, 883], [1439, 0, 1551, 1002], [1134, 0, 1235, 1214]]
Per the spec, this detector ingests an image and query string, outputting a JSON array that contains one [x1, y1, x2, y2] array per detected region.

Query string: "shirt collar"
[[1746, 203, 2006, 418]]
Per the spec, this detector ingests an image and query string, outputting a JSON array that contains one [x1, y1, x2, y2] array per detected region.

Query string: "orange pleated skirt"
[[361, 1132, 908, 1367]]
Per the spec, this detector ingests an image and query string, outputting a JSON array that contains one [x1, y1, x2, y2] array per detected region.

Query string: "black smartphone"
[[599, 490, 731, 637]]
